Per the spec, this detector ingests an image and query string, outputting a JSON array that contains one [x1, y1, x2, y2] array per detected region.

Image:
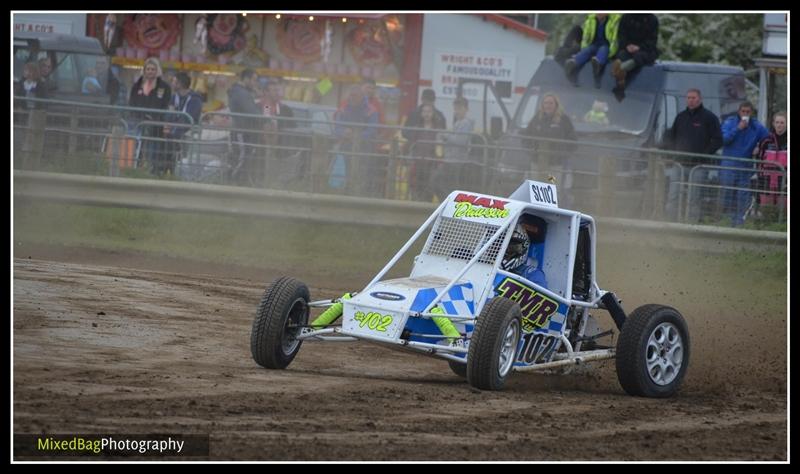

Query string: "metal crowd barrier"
[[13, 96, 194, 178], [13, 97, 787, 228]]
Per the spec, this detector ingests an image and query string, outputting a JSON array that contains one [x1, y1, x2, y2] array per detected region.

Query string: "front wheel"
[[448, 360, 467, 378], [467, 297, 522, 390], [616, 304, 690, 397], [250, 277, 310, 369]]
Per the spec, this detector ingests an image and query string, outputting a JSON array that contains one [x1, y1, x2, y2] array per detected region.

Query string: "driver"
[[501, 215, 548, 288]]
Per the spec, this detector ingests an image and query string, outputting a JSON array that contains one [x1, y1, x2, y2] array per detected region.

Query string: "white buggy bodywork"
[[303, 181, 611, 368], [252, 180, 690, 396]]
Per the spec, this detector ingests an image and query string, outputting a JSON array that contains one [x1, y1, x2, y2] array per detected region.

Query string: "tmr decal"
[[494, 277, 559, 333], [453, 193, 510, 219]]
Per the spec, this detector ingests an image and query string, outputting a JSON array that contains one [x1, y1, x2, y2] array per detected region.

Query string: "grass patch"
[[714, 248, 787, 280], [14, 200, 787, 284], [13, 200, 421, 279]]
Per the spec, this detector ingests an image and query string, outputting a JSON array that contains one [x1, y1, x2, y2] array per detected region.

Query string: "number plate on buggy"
[[342, 304, 405, 341]]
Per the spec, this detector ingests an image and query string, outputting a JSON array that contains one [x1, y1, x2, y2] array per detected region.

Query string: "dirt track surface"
[[13, 253, 787, 461]]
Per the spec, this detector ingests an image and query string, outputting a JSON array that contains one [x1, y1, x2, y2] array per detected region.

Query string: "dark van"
[[463, 57, 747, 212], [13, 32, 114, 105], [507, 57, 746, 149]]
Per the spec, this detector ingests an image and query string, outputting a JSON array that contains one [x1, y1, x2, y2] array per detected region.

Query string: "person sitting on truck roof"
[[554, 24, 583, 67], [564, 14, 621, 84], [609, 14, 659, 91]]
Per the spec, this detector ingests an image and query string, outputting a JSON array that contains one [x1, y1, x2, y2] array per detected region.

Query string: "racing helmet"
[[501, 224, 530, 272]]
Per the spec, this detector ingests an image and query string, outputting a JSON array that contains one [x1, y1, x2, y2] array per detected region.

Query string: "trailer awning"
[[279, 13, 387, 20]]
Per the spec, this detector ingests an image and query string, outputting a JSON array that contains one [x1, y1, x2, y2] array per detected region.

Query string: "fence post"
[[68, 108, 79, 156], [24, 109, 46, 170], [648, 152, 666, 220], [310, 134, 329, 193], [597, 155, 616, 216], [107, 125, 126, 177], [350, 135, 364, 196], [386, 134, 399, 199]]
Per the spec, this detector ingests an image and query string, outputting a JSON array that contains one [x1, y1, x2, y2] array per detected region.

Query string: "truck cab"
[[515, 58, 744, 143], [461, 57, 747, 212], [13, 32, 113, 105]]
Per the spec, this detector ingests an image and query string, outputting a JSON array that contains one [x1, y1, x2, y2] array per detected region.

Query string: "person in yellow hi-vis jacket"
[[563, 13, 621, 84]]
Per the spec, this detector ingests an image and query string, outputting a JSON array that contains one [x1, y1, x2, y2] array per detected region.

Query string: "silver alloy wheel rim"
[[498, 320, 520, 377], [646, 322, 684, 386], [282, 298, 306, 355]]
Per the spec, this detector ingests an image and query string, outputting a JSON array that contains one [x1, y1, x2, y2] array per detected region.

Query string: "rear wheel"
[[467, 297, 522, 390], [616, 304, 690, 397], [250, 277, 310, 369]]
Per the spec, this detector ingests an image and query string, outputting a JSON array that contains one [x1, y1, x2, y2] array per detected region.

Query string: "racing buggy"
[[250, 180, 689, 397]]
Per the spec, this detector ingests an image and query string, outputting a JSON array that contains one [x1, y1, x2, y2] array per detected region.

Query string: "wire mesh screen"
[[423, 217, 506, 265]]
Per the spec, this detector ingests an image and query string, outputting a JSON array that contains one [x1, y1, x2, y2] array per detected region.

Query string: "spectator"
[[332, 85, 380, 193], [81, 67, 102, 94], [109, 65, 127, 106], [94, 56, 122, 105], [660, 88, 723, 222], [227, 68, 263, 186], [564, 13, 621, 84], [430, 96, 475, 201], [334, 85, 380, 143], [260, 77, 295, 132], [521, 93, 576, 200], [360, 78, 390, 142], [178, 108, 231, 183], [163, 69, 179, 96], [405, 103, 445, 201], [553, 24, 583, 67], [342, 77, 385, 126], [164, 72, 203, 177], [37, 57, 57, 94], [259, 77, 298, 185], [403, 88, 446, 141], [128, 57, 172, 175], [14, 62, 48, 108], [610, 14, 659, 92], [719, 101, 770, 226], [752, 111, 788, 216]]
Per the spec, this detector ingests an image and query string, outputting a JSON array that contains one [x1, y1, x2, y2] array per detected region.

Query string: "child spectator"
[[752, 111, 788, 215]]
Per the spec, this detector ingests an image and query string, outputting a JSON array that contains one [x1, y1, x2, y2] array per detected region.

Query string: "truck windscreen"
[[516, 87, 655, 136]]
